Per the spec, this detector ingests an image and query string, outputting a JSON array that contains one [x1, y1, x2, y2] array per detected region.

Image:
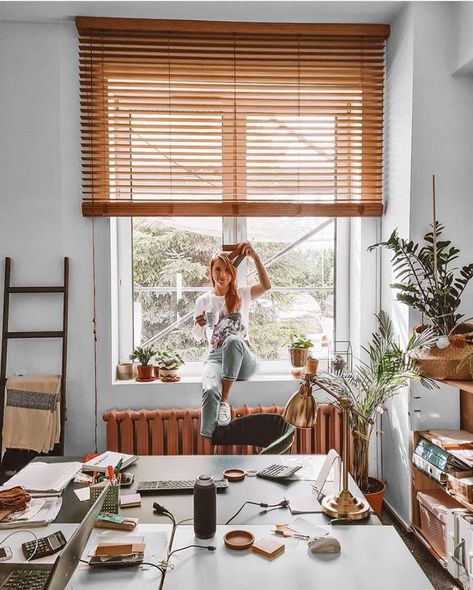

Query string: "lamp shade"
[[282, 377, 318, 429]]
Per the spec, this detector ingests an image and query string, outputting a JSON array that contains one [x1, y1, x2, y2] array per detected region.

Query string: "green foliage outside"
[[132, 220, 334, 361]]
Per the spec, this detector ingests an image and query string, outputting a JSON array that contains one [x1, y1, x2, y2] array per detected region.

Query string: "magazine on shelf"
[[82, 451, 138, 473]]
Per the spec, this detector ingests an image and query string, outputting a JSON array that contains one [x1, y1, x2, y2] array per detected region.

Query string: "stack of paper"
[[0, 497, 63, 529], [0, 462, 82, 496], [82, 451, 138, 473]]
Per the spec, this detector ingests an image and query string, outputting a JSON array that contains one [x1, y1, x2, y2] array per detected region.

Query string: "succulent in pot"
[[155, 351, 185, 383], [129, 345, 157, 382]]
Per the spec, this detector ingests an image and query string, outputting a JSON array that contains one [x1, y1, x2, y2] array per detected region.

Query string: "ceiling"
[[0, 1, 405, 24]]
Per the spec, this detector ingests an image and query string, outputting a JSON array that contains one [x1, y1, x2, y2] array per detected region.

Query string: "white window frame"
[[112, 216, 352, 379]]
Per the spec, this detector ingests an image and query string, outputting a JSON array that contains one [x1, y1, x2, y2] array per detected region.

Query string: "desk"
[[165, 525, 434, 590], [46, 455, 380, 526], [2, 523, 434, 589]]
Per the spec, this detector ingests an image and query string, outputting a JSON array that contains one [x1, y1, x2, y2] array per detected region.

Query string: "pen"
[[272, 530, 311, 540], [115, 458, 124, 475], [107, 465, 114, 482]]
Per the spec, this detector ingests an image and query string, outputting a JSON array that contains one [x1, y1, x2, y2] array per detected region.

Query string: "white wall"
[[379, 2, 415, 526], [455, 1, 473, 73], [381, 1, 473, 526]]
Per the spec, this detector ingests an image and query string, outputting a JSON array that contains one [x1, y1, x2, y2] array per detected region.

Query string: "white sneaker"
[[217, 402, 232, 426]]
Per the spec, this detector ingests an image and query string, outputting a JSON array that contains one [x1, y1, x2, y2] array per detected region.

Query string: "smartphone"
[[0, 546, 12, 561]]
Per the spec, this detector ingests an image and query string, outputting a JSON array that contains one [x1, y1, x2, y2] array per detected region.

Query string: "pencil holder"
[[90, 481, 119, 514]]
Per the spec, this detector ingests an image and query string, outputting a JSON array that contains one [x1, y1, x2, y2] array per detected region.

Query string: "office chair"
[[211, 413, 295, 455]]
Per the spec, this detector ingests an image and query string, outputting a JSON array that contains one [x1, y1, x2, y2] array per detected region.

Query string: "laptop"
[[0, 483, 109, 590]]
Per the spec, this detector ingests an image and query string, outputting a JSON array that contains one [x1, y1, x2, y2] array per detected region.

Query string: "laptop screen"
[[45, 483, 110, 590]]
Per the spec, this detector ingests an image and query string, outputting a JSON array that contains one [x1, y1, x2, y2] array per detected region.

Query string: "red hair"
[[210, 253, 240, 314]]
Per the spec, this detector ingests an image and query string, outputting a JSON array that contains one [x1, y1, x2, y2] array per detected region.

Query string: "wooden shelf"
[[440, 380, 473, 394], [411, 525, 446, 567], [412, 464, 473, 513]]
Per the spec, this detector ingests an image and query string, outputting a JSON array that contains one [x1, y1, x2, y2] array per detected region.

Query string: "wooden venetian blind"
[[77, 18, 389, 217]]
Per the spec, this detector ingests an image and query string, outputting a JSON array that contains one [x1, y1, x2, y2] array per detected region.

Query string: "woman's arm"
[[191, 297, 207, 341], [237, 243, 271, 300]]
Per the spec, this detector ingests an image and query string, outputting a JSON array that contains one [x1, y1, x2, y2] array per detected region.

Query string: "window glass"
[[245, 218, 334, 360], [132, 217, 335, 363], [133, 217, 222, 361]]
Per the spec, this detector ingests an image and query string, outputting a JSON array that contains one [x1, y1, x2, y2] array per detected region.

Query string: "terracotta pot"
[[411, 323, 473, 380], [154, 365, 160, 380], [363, 477, 385, 518], [136, 364, 155, 382]]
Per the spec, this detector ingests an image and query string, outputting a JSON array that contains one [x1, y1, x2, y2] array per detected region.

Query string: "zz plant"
[[369, 222, 473, 335]]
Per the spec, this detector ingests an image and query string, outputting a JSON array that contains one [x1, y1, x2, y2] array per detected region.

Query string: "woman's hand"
[[195, 312, 207, 327], [235, 242, 259, 261]]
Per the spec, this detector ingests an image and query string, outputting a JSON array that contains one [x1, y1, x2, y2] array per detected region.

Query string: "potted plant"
[[155, 351, 185, 383], [129, 345, 157, 382], [289, 333, 314, 369], [316, 311, 437, 516], [369, 222, 473, 379]]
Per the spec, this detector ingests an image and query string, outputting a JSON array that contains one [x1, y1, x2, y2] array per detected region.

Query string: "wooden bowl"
[[223, 468, 246, 482], [224, 530, 255, 550]]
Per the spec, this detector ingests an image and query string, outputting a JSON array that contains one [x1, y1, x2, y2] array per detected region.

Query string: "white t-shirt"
[[192, 286, 253, 347]]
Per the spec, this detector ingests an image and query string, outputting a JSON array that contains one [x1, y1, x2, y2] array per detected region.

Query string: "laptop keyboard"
[[2, 569, 50, 589]]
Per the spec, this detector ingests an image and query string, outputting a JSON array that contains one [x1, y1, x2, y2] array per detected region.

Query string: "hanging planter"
[[410, 323, 473, 380], [369, 177, 473, 381]]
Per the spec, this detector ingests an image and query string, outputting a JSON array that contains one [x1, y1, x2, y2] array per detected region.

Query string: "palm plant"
[[316, 311, 437, 492], [369, 223, 473, 335]]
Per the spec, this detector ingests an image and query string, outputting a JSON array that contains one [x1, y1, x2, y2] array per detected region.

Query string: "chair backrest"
[[212, 413, 295, 454]]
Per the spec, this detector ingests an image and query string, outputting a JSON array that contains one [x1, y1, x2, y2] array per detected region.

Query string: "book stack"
[[89, 541, 145, 567]]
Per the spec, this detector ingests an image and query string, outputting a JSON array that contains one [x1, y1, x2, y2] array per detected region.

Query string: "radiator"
[[103, 404, 344, 456]]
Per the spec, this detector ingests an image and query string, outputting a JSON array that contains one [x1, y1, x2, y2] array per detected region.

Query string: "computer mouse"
[[308, 536, 341, 555]]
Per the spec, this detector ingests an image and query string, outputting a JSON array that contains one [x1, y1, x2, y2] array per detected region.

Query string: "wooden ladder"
[[0, 257, 69, 455]]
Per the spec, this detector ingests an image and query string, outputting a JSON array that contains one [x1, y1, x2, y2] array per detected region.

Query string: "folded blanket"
[[3, 375, 61, 453]]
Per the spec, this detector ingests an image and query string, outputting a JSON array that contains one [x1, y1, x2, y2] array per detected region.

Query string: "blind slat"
[[78, 17, 387, 217]]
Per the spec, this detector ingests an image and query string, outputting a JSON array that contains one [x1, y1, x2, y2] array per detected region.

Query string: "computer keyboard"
[[1, 569, 50, 590], [136, 478, 229, 494], [256, 464, 303, 480]]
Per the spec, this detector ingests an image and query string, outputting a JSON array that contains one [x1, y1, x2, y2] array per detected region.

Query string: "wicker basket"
[[289, 347, 308, 368], [410, 323, 473, 381]]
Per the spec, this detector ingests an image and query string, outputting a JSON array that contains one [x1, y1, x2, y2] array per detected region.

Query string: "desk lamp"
[[283, 371, 371, 521]]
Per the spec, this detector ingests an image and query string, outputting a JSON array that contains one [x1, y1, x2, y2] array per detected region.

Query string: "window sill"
[[113, 372, 299, 386]]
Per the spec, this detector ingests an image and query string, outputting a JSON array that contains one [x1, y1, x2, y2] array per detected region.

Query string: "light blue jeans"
[[200, 335, 259, 437]]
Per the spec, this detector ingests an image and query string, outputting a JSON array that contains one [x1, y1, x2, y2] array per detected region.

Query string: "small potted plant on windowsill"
[[155, 351, 185, 383], [289, 333, 314, 377], [129, 346, 157, 382]]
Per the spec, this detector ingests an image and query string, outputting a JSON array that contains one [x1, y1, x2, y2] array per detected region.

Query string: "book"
[[83, 451, 138, 473], [423, 430, 473, 450], [251, 537, 285, 560], [119, 493, 141, 508], [0, 462, 82, 496], [95, 513, 138, 531]]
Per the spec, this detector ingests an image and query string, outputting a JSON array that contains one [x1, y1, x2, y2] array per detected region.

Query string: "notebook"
[[82, 452, 138, 473], [251, 537, 285, 560]]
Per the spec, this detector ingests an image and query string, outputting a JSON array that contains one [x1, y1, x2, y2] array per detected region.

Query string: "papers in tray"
[[0, 497, 63, 528], [82, 451, 138, 473], [0, 462, 82, 496]]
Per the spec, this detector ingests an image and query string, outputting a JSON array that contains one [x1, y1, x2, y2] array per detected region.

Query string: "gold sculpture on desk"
[[283, 370, 371, 521]]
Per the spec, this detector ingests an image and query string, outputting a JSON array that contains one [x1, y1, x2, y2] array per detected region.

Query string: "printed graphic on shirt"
[[210, 312, 248, 348]]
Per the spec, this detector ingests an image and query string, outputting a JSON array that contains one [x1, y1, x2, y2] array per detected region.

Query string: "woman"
[[192, 242, 271, 437]]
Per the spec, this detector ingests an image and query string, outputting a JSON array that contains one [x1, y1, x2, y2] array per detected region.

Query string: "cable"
[[0, 529, 39, 562], [167, 544, 216, 559], [225, 499, 289, 525], [176, 517, 194, 526]]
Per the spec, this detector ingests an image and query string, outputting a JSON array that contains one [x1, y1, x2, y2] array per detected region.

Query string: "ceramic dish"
[[223, 530, 255, 550], [223, 468, 246, 482]]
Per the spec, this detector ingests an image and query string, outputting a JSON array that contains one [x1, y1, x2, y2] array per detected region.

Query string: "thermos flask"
[[193, 474, 216, 539]]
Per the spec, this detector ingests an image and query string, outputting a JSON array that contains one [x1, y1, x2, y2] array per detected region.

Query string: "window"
[[116, 216, 339, 366]]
